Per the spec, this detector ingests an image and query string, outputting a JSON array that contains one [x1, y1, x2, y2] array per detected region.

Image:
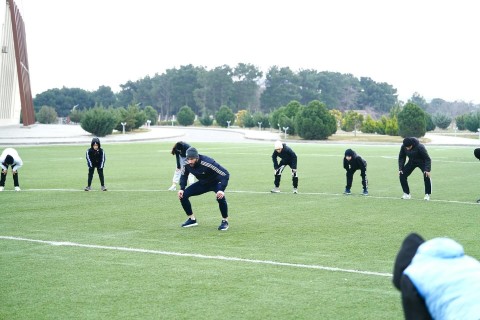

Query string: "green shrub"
[[295, 100, 336, 140], [176, 106, 195, 126], [80, 107, 117, 137], [36, 106, 58, 124]]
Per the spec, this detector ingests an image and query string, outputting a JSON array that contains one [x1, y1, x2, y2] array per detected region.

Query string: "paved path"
[[0, 124, 281, 146], [0, 124, 478, 146]]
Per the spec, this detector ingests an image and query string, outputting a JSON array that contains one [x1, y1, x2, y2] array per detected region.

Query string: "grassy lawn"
[[1, 141, 479, 319]]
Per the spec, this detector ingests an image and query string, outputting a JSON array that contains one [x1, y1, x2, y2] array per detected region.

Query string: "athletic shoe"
[[424, 194, 430, 201], [168, 185, 176, 191], [84, 186, 91, 191], [362, 189, 369, 196], [477, 199, 480, 204], [181, 218, 198, 228], [14, 186, 21, 191], [344, 189, 351, 195], [293, 188, 298, 194], [401, 193, 411, 200], [101, 186, 108, 191], [0, 186, 4, 192], [271, 187, 280, 193], [218, 220, 229, 231]]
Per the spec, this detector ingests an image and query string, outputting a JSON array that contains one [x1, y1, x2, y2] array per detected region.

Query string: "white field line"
[[21, 188, 480, 205], [0, 236, 391, 278]]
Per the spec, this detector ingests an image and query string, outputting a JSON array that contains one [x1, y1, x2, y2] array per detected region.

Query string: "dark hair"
[[402, 137, 415, 148], [4, 155, 14, 165], [345, 149, 355, 157], [474, 148, 480, 160]]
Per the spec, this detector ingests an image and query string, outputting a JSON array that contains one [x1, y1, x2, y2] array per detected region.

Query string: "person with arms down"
[[84, 137, 107, 191], [343, 148, 368, 195], [474, 148, 480, 203], [178, 147, 230, 231], [393, 233, 480, 320], [271, 140, 298, 194], [0, 148, 23, 191], [398, 137, 431, 200]]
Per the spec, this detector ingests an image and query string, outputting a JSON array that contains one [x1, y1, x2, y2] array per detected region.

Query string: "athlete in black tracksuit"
[[398, 137, 431, 199], [178, 147, 230, 230], [343, 149, 368, 195], [85, 137, 107, 191], [271, 142, 298, 193]]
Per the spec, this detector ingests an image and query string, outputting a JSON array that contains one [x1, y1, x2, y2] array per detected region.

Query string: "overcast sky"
[[2, 0, 479, 103]]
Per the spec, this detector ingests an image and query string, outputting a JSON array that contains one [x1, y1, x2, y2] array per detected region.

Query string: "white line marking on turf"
[[21, 188, 480, 205], [0, 236, 391, 278]]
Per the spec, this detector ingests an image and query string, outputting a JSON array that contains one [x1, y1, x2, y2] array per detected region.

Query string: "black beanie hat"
[[403, 137, 415, 148], [474, 148, 480, 160], [4, 155, 14, 165], [345, 149, 354, 157], [186, 147, 199, 159]]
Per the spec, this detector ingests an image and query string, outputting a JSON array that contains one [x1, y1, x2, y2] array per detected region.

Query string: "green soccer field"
[[1, 141, 479, 319]]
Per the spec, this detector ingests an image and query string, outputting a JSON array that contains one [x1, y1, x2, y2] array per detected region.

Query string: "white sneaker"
[[14, 186, 21, 191], [168, 185, 176, 191], [401, 193, 411, 200], [0, 186, 4, 191], [271, 187, 280, 193], [293, 188, 298, 194], [424, 194, 430, 201]]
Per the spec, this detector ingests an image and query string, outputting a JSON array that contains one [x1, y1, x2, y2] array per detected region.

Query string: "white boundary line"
[[0, 236, 391, 278], [19, 188, 480, 205]]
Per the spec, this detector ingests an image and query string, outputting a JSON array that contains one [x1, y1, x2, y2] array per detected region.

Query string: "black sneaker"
[[218, 220, 229, 231], [84, 186, 91, 191], [181, 218, 198, 228], [344, 188, 351, 195]]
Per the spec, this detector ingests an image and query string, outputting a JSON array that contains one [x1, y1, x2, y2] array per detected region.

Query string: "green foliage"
[[114, 104, 147, 132], [432, 113, 452, 130], [463, 111, 480, 132], [425, 113, 436, 132], [270, 101, 302, 134], [33, 88, 95, 117], [199, 114, 214, 126], [455, 114, 466, 130], [385, 116, 399, 136], [215, 105, 235, 127], [68, 108, 84, 123], [295, 100, 336, 140], [252, 112, 270, 129], [235, 110, 250, 128], [80, 107, 117, 137], [361, 115, 377, 133], [341, 111, 364, 132], [397, 102, 426, 138], [36, 106, 58, 124], [144, 106, 158, 125], [176, 106, 195, 126]]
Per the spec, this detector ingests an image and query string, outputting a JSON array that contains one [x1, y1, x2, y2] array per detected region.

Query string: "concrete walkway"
[[0, 124, 281, 146], [0, 124, 478, 146]]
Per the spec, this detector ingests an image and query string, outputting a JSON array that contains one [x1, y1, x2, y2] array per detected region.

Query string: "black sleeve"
[[418, 145, 431, 172], [398, 147, 406, 170], [400, 275, 432, 320], [343, 158, 348, 170]]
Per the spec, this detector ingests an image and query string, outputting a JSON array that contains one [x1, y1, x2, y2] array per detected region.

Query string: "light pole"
[[282, 127, 289, 139], [227, 121, 231, 128], [171, 115, 176, 126], [121, 122, 127, 134], [278, 123, 281, 133], [258, 122, 262, 130]]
